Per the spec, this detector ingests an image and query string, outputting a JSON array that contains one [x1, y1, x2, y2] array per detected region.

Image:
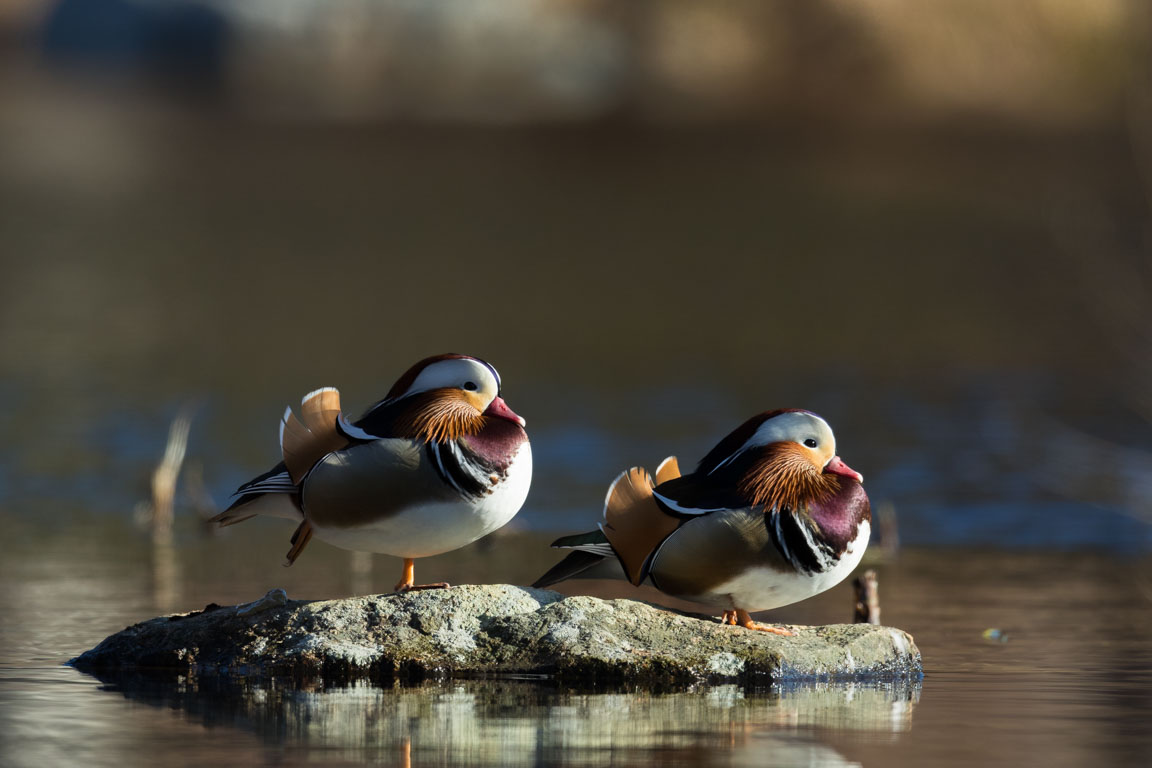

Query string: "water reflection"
[[89, 675, 919, 767], [150, 538, 181, 615], [3, 518, 1150, 767]]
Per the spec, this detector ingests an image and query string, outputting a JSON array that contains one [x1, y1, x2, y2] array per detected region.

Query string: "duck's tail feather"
[[282, 388, 350, 484], [532, 550, 607, 588], [551, 529, 615, 556], [213, 386, 352, 529], [601, 467, 680, 586], [530, 529, 615, 587], [211, 462, 302, 525], [534, 456, 686, 589], [654, 455, 681, 484]]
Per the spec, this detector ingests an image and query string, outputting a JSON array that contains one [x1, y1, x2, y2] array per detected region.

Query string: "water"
[[1, 516, 1150, 767], [3, 64, 1152, 766]]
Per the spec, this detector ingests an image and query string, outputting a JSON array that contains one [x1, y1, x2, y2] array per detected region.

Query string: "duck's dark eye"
[[463, 381, 478, 391], [804, 438, 818, 448]]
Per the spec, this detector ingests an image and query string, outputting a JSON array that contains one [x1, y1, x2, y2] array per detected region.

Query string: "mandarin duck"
[[212, 354, 531, 592], [533, 409, 868, 634]]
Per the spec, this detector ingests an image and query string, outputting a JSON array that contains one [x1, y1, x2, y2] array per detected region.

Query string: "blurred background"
[[2, 0, 1151, 555], [3, 2, 1152, 767]]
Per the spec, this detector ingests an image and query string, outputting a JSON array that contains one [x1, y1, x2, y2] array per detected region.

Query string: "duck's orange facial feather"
[[740, 442, 839, 514], [393, 388, 488, 443]]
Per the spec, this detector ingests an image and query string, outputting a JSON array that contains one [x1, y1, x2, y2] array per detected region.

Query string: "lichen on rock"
[[71, 584, 922, 685]]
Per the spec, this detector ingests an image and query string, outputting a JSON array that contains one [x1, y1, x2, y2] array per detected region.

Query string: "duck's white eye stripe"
[[482, 361, 502, 390], [408, 358, 495, 396]]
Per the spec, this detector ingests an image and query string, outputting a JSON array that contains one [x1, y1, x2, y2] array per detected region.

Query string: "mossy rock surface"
[[71, 585, 922, 685]]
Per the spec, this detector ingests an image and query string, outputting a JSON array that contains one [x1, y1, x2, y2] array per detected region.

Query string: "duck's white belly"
[[311, 443, 532, 558], [690, 521, 870, 612]]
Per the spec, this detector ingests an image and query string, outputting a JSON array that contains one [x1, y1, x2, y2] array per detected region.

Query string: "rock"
[[70, 585, 922, 685]]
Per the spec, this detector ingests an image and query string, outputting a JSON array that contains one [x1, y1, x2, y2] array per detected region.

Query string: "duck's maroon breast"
[[807, 480, 870, 556], [462, 419, 528, 473]]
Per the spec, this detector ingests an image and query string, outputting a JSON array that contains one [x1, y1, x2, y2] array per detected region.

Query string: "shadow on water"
[[85, 673, 920, 766]]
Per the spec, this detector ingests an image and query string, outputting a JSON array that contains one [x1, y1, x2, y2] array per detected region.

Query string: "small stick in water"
[[150, 405, 194, 542], [853, 569, 880, 624]]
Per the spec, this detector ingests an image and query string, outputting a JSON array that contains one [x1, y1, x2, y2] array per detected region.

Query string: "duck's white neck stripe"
[[651, 490, 722, 515]]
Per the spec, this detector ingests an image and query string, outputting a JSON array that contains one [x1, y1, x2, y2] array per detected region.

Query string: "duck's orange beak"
[[485, 396, 526, 427], [823, 455, 863, 483]]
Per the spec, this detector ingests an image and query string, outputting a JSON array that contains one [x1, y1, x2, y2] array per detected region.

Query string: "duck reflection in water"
[[86, 675, 918, 767]]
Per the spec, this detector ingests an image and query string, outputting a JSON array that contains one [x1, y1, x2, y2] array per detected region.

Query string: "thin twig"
[[853, 569, 880, 624]]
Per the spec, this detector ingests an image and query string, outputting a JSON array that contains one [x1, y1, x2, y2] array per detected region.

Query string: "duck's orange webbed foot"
[[392, 558, 451, 594], [734, 608, 794, 636], [718, 609, 795, 635]]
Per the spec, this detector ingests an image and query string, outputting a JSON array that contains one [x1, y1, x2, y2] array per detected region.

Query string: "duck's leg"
[[720, 610, 739, 625], [734, 608, 794, 636], [393, 558, 450, 593], [283, 521, 314, 566]]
